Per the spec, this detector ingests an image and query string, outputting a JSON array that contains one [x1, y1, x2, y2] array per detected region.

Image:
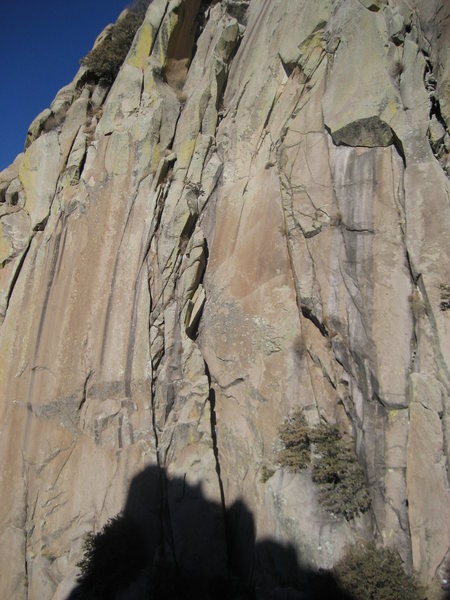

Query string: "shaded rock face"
[[0, 0, 449, 598]]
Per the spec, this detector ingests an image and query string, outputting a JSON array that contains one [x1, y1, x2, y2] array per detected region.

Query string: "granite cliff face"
[[0, 0, 449, 598]]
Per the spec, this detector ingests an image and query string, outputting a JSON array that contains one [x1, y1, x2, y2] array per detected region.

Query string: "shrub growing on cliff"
[[260, 464, 275, 483], [277, 411, 370, 520], [278, 410, 311, 471], [310, 424, 371, 520], [334, 543, 422, 600], [81, 0, 150, 82]]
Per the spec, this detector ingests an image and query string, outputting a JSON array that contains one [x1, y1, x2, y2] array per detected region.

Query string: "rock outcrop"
[[0, 0, 449, 598]]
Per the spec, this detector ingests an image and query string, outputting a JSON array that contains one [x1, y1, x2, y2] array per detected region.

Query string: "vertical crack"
[[78, 369, 94, 411], [3, 232, 35, 320], [203, 361, 229, 573], [22, 461, 30, 599], [423, 54, 449, 176], [148, 281, 179, 571], [24, 526, 29, 598], [274, 151, 325, 419]]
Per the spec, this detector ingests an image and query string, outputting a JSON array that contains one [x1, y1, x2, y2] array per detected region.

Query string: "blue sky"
[[0, 0, 131, 171]]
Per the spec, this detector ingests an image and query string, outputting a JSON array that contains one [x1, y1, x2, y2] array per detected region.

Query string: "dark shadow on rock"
[[67, 465, 352, 600]]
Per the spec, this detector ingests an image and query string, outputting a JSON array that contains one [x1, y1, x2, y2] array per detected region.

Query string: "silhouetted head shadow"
[[67, 465, 352, 599]]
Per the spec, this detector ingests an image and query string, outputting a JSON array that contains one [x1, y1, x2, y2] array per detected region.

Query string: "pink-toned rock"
[[0, 1, 449, 597]]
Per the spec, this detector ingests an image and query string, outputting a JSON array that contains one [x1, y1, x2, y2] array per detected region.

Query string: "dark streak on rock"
[[204, 361, 230, 570], [124, 224, 152, 399], [78, 370, 94, 411], [301, 305, 328, 337], [32, 215, 66, 362], [4, 233, 35, 317], [100, 192, 138, 367]]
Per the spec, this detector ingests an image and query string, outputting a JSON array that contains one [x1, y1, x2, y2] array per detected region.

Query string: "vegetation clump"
[[440, 283, 450, 312], [277, 410, 370, 520], [310, 424, 371, 520], [278, 410, 311, 471], [260, 465, 275, 483], [81, 0, 150, 83], [334, 543, 423, 600]]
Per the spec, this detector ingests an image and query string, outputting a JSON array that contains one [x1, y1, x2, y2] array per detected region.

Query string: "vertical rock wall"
[[0, 0, 448, 597]]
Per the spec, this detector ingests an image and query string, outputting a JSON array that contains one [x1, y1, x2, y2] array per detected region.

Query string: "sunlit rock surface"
[[0, 0, 449, 598]]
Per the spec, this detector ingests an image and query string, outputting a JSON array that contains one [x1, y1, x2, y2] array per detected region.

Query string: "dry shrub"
[[310, 425, 371, 520], [277, 411, 371, 520], [278, 410, 311, 471], [440, 283, 450, 312], [334, 543, 423, 600], [81, 1, 150, 82]]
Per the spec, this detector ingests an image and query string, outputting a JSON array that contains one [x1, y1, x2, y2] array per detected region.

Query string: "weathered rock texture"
[[0, 0, 449, 597]]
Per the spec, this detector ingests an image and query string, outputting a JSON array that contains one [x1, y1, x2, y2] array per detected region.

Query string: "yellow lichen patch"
[[17, 132, 60, 229], [299, 31, 325, 55], [177, 138, 196, 171], [158, 12, 178, 68], [127, 21, 152, 70], [189, 404, 199, 420], [298, 31, 327, 81], [105, 131, 131, 176], [19, 151, 36, 217], [150, 144, 161, 174], [135, 135, 158, 174], [389, 409, 399, 421], [144, 68, 157, 96], [384, 96, 398, 122]]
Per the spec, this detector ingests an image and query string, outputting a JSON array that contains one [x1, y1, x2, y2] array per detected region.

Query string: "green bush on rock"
[[334, 543, 423, 600], [277, 410, 370, 520], [278, 410, 311, 471], [310, 424, 371, 520]]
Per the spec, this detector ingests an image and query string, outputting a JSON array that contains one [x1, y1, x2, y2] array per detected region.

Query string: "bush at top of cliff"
[[81, 0, 150, 83], [277, 411, 371, 520], [334, 543, 423, 600]]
